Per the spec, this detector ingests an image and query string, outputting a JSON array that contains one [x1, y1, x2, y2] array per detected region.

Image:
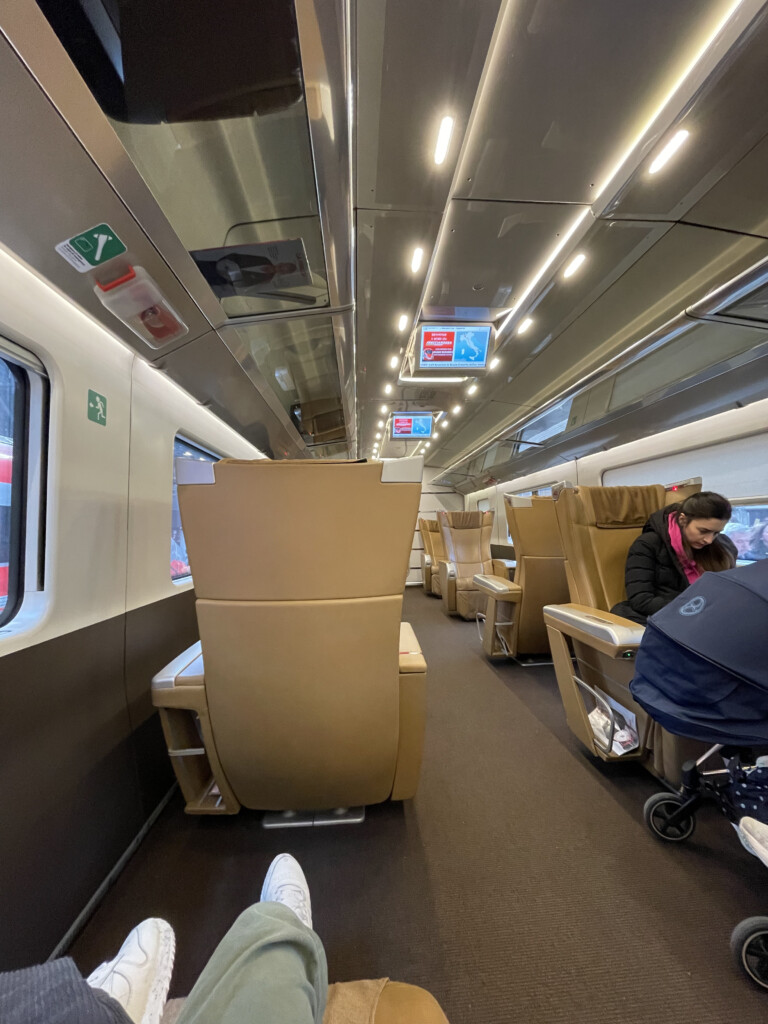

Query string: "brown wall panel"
[[0, 590, 198, 968], [0, 615, 141, 969], [124, 589, 199, 817]]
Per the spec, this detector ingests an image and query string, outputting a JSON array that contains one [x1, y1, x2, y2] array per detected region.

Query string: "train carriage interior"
[[2, 0, 768, 1020]]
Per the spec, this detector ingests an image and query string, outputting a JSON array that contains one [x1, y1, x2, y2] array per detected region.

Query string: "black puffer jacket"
[[611, 506, 737, 625]]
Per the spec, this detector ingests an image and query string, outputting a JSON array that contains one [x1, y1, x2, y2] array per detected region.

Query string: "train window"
[[0, 343, 47, 629], [171, 437, 219, 581], [477, 498, 491, 512], [723, 502, 768, 564]]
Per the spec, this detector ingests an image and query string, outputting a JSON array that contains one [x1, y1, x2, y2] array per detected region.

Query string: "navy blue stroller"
[[629, 559, 768, 988]]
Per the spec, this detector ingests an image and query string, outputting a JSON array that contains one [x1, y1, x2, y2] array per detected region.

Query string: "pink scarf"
[[667, 512, 702, 585]]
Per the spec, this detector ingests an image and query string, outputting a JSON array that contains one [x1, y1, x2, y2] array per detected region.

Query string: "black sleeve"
[[623, 535, 670, 617]]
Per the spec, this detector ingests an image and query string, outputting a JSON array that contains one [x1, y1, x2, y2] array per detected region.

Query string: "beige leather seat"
[[152, 457, 427, 815], [418, 517, 444, 596], [163, 979, 449, 1023], [475, 495, 569, 658], [436, 510, 511, 619], [543, 484, 705, 785]]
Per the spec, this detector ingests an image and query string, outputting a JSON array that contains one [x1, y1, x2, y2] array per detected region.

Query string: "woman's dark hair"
[[673, 491, 735, 572]]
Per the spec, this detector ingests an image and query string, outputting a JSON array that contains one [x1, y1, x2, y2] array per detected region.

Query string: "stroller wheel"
[[643, 792, 696, 842], [731, 917, 768, 989]]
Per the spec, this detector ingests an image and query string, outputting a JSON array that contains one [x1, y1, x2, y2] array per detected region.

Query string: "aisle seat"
[[544, 484, 706, 785], [436, 510, 513, 619], [475, 495, 569, 658], [418, 517, 444, 596], [152, 457, 427, 815]]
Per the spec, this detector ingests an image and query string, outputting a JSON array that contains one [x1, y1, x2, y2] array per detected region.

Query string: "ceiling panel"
[[355, 0, 500, 213], [455, 0, 732, 204], [491, 218, 671, 372], [427, 224, 768, 470], [603, 5, 768, 223], [685, 134, 768, 238], [424, 199, 587, 317]]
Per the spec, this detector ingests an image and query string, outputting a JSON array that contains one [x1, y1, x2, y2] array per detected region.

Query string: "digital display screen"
[[391, 413, 433, 439], [418, 324, 492, 370]]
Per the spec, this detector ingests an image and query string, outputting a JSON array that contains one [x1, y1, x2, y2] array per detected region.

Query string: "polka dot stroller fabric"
[[728, 758, 768, 826], [629, 560, 768, 746]]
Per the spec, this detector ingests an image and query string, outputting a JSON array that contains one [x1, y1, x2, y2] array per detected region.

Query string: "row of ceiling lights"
[[372, 117, 456, 459], [373, 113, 691, 463]]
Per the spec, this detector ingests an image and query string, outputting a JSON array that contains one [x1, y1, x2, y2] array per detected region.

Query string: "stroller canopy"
[[630, 560, 768, 745]]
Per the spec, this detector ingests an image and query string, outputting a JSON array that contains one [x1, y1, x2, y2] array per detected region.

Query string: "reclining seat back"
[[549, 483, 704, 784], [418, 518, 441, 595], [177, 458, 422, 810], [503, 495, 569, 655], [555, 485, 666, 609], [438, 510, 494, 618], [429, 519, 447, 596]]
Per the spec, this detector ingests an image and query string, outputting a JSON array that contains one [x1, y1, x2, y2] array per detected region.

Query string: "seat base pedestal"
[[262, 807, 366, 829]]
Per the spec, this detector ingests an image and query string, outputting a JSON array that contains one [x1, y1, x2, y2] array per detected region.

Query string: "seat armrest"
[[440, 560, 456, 578], [152, 642, 204, 691], [473, 574, 522, 601], [543, 604, 644, 657], [399, 621, 426, 674], [421, 552, 433, 568]]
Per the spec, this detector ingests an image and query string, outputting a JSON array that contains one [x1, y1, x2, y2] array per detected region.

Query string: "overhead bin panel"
[[355, 0, 500, 213], [32, 0, 330, 320], [454, 0, 730, 204], [218, 314, 351, 453], [0, 31, 211, 358], [602, 5, 768, 223], [156, 331, 307, 461]]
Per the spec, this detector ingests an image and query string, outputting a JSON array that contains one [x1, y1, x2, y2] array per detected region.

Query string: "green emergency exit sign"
[[56, 223, 127, 273], [87, 390, 107, 426]]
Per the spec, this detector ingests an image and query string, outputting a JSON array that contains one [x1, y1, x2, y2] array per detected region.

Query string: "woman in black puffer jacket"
[[611, 491, 737, 625]]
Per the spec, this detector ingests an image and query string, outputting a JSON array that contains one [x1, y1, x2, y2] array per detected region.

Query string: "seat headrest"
[[440, 510, 492, 529], [579, 485, 666, 528]]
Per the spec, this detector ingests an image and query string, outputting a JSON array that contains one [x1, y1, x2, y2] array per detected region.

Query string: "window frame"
[[171, 433, 221, 583]]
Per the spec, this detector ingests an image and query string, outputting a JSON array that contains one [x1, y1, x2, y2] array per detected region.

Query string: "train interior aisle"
[[68, 585, 768, 1023], [3, 0, 768, 1021]]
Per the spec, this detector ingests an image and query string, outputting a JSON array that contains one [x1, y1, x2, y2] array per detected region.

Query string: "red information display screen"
[[418, 323, 491, 370], [391, 413, 433, 439]]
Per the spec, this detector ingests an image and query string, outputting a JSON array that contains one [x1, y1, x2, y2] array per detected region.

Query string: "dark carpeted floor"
[[70, 588, 768, 1021]]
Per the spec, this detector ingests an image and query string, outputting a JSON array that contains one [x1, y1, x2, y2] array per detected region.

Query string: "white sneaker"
[[260, 853, 312, 929], [86, 918, 175, 1024]]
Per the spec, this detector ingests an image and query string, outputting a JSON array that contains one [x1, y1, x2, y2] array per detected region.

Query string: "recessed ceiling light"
[[425, 442, 431, 448], [434, 115, 454, 165], [649, 128, 690, 174], [442, 419, 449, 427], [398, 314, 408, 332], [563, 253, 586, 279], [381, 405, 388, 413], [384, 383, 393, 395], [467, 384, 478, 395], [517, 317, 533, 335], [389, 355, 399, 369], [375, 432, 381, 439], [452, 404, 462, 415], [489, 357, 500, 369], [377, 420, 384, 428], [411, 247, 424, 273]]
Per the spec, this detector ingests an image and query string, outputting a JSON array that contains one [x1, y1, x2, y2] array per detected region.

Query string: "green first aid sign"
[[87, 390, 107, 426], [56, 224, 127, 273]]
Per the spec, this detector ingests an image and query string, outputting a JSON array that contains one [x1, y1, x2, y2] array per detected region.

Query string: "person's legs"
[[176, 855, 327, 1024]]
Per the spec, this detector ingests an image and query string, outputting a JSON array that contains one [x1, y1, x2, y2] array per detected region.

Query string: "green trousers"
[[176, 903, 328, 1024]]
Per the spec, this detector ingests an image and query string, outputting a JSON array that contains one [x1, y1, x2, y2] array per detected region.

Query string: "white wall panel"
[[0, 246, 133, 654], [125, 361, 264, 612]]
